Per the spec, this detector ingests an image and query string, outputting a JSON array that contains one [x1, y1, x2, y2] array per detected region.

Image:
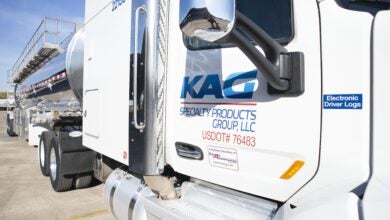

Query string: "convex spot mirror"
[[179, 0, 236, 42]]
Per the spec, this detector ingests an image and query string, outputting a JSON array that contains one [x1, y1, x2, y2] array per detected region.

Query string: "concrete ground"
[[0, 111, 114, 220]]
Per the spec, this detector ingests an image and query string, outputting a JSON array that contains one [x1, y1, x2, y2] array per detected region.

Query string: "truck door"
[[166, 0, 322, 202]]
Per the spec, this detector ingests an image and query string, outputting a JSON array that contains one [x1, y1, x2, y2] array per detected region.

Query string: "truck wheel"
[[74, 173, 93, 189], [6, 117, 16, 136], [6, 125, 16, 137], [49, 137, 73, 192], [38, 131, 55, 176], [6, 129, 14, 136]]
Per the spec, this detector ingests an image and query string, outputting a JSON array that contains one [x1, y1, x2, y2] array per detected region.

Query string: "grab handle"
[[133, 5, 146, 131]]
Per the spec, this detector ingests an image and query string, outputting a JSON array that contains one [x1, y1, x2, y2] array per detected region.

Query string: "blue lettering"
[[199, 74, 223, 98], [180, 75, 202, 98], [180, 71, 257, 99], [223, 70, 257, 98], [112, 0, 126, 11], [323, 94, 363, 110]]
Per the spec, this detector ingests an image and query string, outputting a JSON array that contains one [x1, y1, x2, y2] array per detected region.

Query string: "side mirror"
[[179, 0, 236, 42], [179, 0, 304, 96]]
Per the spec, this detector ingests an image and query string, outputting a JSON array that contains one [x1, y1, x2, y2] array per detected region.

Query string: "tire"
[[38, 131, 55, 176], [74, 173, 93, 189], [6, 129, 14, 137], [49, 137, 73, 192], [6, 119, 16, 137]]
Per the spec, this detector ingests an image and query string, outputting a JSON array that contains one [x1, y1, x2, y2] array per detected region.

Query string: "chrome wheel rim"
[[50, 149, 57, 180], [39, 139, 45, 167]]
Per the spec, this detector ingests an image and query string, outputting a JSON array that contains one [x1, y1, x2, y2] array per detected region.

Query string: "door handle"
[[175, 142, 204, 160]]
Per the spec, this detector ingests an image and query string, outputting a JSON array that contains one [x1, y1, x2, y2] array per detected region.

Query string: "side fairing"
[[290, 0, 372, 206], [363, 10, 390, 219], [83, 0, 131, 165]]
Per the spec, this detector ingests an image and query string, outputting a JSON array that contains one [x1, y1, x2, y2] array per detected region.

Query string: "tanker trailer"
[[12, 53, 78, 142], [11, 28, 83, 145], [8, 20, 96, 191], [8, 18, 83, 142]]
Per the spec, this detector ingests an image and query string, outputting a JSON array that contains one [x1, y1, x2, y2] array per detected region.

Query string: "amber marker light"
[[280, 160, 305, 180]]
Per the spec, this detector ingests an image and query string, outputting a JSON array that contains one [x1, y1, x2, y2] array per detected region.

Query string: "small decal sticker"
[[323, 94, 362, 109], [69, 131, 82, 138], [208, 146, 238, 171]]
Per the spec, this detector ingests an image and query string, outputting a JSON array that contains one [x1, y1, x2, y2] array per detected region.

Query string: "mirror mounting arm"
[[227, 11, 304, 95], [229, 29, 290, 91], [236, 11, 287, 65]]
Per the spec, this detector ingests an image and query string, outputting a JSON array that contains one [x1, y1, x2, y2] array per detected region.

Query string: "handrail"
[[11, 19, 45, 71], [11, 17, 80, 83]]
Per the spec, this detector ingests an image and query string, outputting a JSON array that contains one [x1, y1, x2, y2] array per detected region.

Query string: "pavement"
[[0, 111, 114, 220]]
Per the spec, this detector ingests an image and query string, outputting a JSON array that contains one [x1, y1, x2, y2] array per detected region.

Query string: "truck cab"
[[9, 0, 389, 219], [80, 0, 390, 219]]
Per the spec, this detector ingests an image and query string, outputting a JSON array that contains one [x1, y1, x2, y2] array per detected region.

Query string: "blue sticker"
[[323, 94, 362, 109]]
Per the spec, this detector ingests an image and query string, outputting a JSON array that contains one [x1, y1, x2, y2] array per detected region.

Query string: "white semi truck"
[[6, 0, 390, 219]]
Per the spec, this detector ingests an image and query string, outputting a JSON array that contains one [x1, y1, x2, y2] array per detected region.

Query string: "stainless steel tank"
[[66, 28, 84, 103], [14, 29, 85, 112]]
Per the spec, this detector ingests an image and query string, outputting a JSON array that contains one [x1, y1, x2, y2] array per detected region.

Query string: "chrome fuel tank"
[[15, 29, 84, 111]]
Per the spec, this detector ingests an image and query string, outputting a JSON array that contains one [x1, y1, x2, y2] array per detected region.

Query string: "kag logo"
[[181, 70, 258, 99]]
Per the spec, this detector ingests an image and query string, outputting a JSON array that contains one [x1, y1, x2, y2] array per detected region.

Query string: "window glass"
[[183, 0, 293, 50]]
